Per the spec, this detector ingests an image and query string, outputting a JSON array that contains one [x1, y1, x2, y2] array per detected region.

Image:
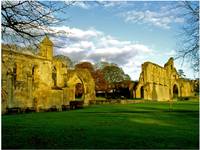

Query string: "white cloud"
[[73, 41, 94, 50], [72, 1, 90, 9], [52, 25, 191, 80], [52, 25, 193, 80], [51, 26, 102, 40], [50, 26, 155, 80], [165, 50, 176, 57], [120, 8, 184, 29], [98, 1, 128, 8], [71, 1, 129, 9]]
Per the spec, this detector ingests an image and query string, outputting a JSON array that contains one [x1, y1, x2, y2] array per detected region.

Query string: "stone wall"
[[66, 69, 96, 105], [2, 36, 96, 113], [135, 58, 194, 101]]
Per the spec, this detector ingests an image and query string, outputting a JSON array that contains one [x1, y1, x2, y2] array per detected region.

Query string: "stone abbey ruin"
[[2, 37, 95, 114], [1, 37, 194, 113], [135, 58, 194, 100]]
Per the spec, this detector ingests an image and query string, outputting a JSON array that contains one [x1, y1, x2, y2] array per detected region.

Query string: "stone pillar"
[[72, 86, 75, 100], [34, 98, 39, 112], [83, 85, 89, 106], [64, 86, 76, 102], [7, 73, 13, 108]]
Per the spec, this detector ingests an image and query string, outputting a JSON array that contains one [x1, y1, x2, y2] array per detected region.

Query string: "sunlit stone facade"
[[135, 58, 194, 101], [2, 37, 95, 113]]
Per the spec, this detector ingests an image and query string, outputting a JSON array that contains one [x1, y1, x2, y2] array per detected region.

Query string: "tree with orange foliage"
[[75, 62, 95, 73], [75, 62, 108, 92]]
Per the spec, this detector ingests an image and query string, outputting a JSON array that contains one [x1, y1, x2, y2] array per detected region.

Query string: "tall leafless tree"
[[176, 1, 199, 72], [1, 1, 73, 46]]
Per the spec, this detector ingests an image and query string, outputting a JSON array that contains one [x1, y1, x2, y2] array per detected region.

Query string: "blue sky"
[[52, 1, 198, 80]]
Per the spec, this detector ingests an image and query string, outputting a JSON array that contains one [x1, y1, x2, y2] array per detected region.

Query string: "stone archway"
[[75, 83, 83, 100], [66, 69, 96, 105]]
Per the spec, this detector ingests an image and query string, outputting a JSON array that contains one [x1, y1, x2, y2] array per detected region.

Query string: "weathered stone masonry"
[[2, 37, 95, 113], [135, 58, 194, 101], [1, 37, 195, 114]]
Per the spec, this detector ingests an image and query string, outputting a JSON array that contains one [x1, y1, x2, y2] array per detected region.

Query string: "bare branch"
[[1, 1, 74, 47], [175, 1, 199, 72]]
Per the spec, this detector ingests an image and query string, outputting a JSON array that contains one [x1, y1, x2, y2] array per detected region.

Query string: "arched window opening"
[[32, 65, 39, 82], [63, 73, 68, 87], [173, 84, 178, 98], [32, 66, 35, 82], [52, 66, 57, 86], [140, 86, 144, 99], [13, 63, 17, 89], [32, 66, 35, 76], [75, 83, 83, 100]]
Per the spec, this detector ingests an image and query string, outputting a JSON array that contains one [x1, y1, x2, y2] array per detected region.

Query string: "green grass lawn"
[[2, 101, 199, 149]]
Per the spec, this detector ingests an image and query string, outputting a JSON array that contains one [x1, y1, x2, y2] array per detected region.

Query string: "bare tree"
[[176, 1, 199, 72], [1, 1, 73, 46]]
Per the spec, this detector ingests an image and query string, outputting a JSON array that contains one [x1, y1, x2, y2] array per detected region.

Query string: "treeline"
[[55, 54, 135, 99], [73, 61, 136, 99]]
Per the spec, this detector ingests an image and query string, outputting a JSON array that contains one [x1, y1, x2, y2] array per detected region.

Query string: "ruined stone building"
[[2, 37, 96, 113], [135, 58, 194, 101], [1, 37, 195, 114]]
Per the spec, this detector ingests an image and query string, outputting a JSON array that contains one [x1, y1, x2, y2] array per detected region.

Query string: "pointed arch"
[[52, 66, 57, 86], [173, 84, 179, 98], [13, 63, 17, 89], [140, 86, 144, 99], [66, 69, 96, 105]]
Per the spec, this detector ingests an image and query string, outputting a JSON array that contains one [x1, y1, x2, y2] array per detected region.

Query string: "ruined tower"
[[164, 57, 175, 76], [39, 36, 53, 60]]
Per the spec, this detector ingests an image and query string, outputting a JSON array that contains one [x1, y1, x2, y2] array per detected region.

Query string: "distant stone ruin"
[[135, 58, 194, 100]]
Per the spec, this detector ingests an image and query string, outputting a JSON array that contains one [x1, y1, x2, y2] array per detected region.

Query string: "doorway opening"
[[173, 84, 178, 98], [140, 86, 144, 99], [75, 83, 83, 100]]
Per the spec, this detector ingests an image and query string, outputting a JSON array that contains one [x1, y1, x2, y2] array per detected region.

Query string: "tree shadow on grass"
[[81, 108, 198, 114], [131, 106, 199, 112]]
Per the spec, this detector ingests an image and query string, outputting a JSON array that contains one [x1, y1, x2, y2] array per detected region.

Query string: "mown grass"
[[2, 101, 199, 149]]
